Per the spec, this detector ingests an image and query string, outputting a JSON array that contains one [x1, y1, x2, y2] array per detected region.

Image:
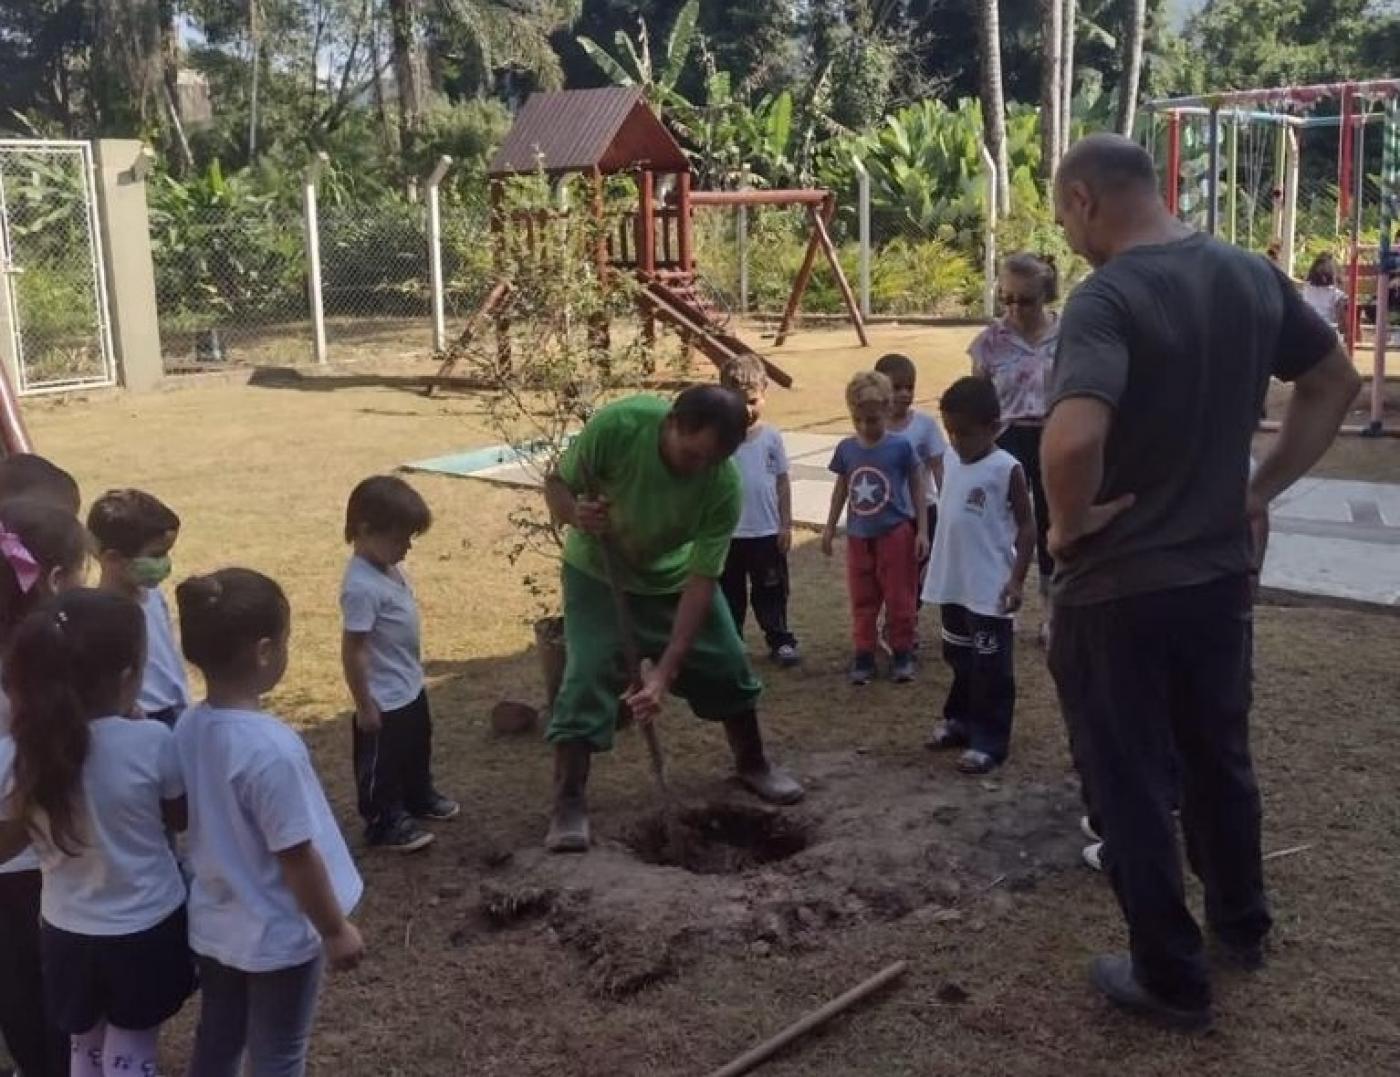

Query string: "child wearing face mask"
[[87, 489, 190, 727]]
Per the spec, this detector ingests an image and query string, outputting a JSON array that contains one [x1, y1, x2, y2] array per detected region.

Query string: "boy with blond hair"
[[822, 371, 929, 685], [718, 355, 799, 667]]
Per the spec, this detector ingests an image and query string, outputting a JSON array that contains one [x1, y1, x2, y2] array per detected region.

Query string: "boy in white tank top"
[[921, 377, 1036, 774]]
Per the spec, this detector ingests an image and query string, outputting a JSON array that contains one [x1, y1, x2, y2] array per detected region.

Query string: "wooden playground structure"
[[431, 87, 867, 393]]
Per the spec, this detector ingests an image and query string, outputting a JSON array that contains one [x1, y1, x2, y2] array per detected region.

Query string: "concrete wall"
[[92, 140, 164, 392]]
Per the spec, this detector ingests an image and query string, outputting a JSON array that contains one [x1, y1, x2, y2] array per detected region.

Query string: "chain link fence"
[[149, 194, 310, 371], [0, 142, 115, 391]]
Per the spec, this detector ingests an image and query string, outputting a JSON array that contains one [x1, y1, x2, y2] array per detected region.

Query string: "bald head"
[[1054, 134, 1180, 267], [1056, 134, 1159, 199]]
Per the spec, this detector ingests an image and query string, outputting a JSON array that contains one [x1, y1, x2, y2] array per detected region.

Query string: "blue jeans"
[[188, 954, 324, 1077]]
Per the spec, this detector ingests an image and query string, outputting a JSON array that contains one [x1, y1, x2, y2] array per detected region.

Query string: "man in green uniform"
[[542, 386, 805, 852]]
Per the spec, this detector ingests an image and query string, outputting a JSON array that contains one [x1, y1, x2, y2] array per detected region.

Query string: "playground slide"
[[639, 281, 794, 389]]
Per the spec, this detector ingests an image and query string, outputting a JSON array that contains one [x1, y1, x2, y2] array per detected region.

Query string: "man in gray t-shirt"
[[1041, 135, 1360, 1029]]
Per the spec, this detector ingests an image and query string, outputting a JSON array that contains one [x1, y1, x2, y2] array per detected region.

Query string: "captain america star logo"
[[848, 465, 892, 516]]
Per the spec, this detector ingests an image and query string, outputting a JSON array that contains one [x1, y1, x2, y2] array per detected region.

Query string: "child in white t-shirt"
[[1301, 253, 1346, 330], [87, 488, 190, 726], [0, 496, 88, 1077], [874, 352, 948, 623], [922, 377, 1035, 775], [718, 355, 801, 667], [0, 588, 195, 1077], [174, 567, 365, 1075], [341, 475, 457, 853]]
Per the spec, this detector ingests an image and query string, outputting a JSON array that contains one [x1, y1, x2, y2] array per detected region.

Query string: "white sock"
[[70, 1024, 106, 1077], [101, 1024, 159, 1077]]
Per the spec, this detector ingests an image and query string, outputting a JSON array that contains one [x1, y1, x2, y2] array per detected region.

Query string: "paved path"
[[409, 431, 1400, 608]]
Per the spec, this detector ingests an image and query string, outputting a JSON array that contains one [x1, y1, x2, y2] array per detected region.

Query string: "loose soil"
[[16, 323, 1400, 1076]]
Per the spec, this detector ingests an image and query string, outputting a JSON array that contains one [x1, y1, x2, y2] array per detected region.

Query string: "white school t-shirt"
[[922, 449, 1022, 619], [0, 695, 39, 875], [889, 410, 948, 505], [1301, 283, 1345, 329], [177, 703, 363, 972], [0, 716, 186, 935], [732, 424, 789, 539], [340, 556, 424, 712], [139, 587, 191, 717]]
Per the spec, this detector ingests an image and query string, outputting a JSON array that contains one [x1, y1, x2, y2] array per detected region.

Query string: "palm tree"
[[975, 0, 1011, 214], [1061, 0, 1076, 156], [1040, 0, 1062, 181], [1116, 0, 1147, 135]]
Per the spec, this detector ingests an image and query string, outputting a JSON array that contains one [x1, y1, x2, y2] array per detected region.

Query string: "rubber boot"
[[723, 710, 804, 805], [544, 741, 592, 853]]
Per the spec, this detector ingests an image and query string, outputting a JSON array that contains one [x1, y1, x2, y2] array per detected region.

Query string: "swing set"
[[1144, 78, 1400, 435]]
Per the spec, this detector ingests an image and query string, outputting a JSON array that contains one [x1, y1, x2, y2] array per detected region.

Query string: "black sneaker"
[[368, 816, 434, 853], [890, 652, 916, 683], [1210, 934, 1266, 972], [412, 795, 461, 822], [772, 642, 802, 668], [848, 652, 877, 686]]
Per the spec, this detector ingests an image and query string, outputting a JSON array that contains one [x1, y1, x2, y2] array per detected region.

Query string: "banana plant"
[[577, 0, 700, 115]]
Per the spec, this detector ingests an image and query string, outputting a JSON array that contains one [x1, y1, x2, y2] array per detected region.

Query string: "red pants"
[[846, 521, 918, 654]]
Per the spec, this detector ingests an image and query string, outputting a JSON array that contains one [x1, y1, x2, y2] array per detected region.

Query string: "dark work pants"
[[0, 869, 67, 1077], [1049, 575, 1270, 1009], [352, 689, 435, 830], [720, 536, 797, 652], [996, 424, 1052, 590], [939, 605, 1015, 761]]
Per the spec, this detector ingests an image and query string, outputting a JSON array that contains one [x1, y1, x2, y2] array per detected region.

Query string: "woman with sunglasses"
[[967, 252, 1060, 645]]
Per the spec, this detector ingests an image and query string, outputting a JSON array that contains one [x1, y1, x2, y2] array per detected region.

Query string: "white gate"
[[0, 141, 116, 394]]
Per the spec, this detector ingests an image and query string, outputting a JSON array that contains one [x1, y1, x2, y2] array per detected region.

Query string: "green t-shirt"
[[559, 395, 741, 595]]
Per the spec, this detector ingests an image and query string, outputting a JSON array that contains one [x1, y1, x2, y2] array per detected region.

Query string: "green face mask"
[[130, 555, 172, 587]]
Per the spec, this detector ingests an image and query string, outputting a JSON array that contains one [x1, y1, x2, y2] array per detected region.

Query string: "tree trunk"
[[1116, 0, 1147, 136], [1061, 0, 1076, 156], [160, 0, 194, 171], [248, 0, 262, 158], [1039, 0, 1062, 182], [389, 0, 426, 160], [975, 0, 1011, 215]]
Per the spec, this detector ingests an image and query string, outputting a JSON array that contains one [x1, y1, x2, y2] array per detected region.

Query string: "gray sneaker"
[[1089, 954, 1212, 1031], [368, 816, 434, 853], [773, 643, 801, 668], [890, 652, 916, 683]]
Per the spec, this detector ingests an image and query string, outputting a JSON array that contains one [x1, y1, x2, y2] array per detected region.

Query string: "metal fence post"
[[980, 142, 998, 319], [425, 155, 453, 353], [852, 155, 872, 320], [1282, 127, 1300, 277], [303, 152, 328, 365]]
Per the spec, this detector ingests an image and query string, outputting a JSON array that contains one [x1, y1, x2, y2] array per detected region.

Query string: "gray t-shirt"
[[1049, 232, 1336, 606]]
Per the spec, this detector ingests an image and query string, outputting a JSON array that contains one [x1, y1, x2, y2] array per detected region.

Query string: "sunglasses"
[[999, 294, 1041, 308]]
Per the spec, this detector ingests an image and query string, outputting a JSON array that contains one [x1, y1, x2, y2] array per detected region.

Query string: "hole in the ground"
[[624, 804, 811, 875]]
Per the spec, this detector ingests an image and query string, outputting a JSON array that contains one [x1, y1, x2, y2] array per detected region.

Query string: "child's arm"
[[1002, 465, 1037, 613], [776, 473, 793, 553], [910, 464, 930, 560], [0, 820, 28, 864], [276, 840, 365, 971], [821, 476, 849, 557], [162, 796, 188, 834], [341, 631, 381, 733], [930, 453, 945, 494]]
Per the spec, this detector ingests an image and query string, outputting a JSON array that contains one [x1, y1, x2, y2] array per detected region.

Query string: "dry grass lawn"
[[18, 323, 1400, 1076]]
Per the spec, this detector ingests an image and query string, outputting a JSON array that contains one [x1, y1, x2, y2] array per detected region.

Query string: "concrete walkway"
[[410, 430, 1400, 608]]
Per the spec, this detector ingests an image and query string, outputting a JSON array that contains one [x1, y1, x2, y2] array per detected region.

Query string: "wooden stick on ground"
[[707, 961, 908, 1077]]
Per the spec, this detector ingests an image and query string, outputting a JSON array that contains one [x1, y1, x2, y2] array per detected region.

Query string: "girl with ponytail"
[[0, 497, 87, 1077], [0, 587, 194, 1077]]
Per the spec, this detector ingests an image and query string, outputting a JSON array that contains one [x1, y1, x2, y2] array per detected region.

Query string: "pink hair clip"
[[0, 527, 40, 594]]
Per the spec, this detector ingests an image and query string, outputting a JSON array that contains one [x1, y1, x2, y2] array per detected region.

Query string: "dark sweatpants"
[[352, 689, 436, 831], [939, 604, 1015, 761], [720, 536, 797, 652], [996, 424, 1052, 590], [1049, 575, 1271, 1009], [0, 870, 66, 1077]]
